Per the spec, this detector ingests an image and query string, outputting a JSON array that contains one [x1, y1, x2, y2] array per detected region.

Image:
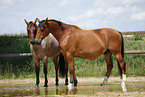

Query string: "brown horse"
[[24, 19, 68, 87], [35, 18, 126, 88]]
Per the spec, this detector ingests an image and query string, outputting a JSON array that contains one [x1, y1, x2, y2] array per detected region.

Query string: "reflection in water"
[[45, 87, 48, 95], [55, 86, 69, 95], [121, 82, 127, 91], [34, 85, 78, 96], [35, 87, 49, 96], [1, 82, 145, 96], [34, 84, 127, 96], [35, 87, 40, 95], [55, 86, 78, 95], [103, 85, 108, 92], [102, 83, 127, 92], [34, 84, 126, 96]]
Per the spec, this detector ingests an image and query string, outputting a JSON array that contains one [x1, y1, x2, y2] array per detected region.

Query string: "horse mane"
[[39, 19, 81, 31], [48, 19, 81, 30], [48, 19, 62, 25]]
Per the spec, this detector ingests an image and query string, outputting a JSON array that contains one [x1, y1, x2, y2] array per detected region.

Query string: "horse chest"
[[31, 41, 60, 59]]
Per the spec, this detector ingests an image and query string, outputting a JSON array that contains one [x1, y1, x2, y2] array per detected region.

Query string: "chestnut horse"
[[35, 18, 126, 88], [24, 19, 68, 87]]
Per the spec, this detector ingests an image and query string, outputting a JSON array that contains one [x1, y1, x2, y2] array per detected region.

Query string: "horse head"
[[35, 18, 50, 44], [24, 19, 37, 45]]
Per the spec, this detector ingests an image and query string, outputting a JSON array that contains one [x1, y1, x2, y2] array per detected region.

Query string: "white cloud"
[[60, 0, 68, 6], [0, 0, 13, 12], [108, 7, 123, 14], [86, 8, 106, 17], [131, 11, 145, 21], [0, 0, 25, 4], [67, 8, 106, 22], [131, 6, 140, 13], [123, 0, 145, 4], [1, 0, 13, 5], [0, 0, 25, 11], [107, 5, 142, 16], [0, 6, 8, 11], [60, 0, 81, 6]]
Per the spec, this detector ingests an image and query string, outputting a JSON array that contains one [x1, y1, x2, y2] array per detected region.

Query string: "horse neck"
[[49, 23, 65, 41], [49, 22, 79, 41]]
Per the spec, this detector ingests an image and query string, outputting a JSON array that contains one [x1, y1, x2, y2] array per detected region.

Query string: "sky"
[[0, 0, 145, 35]]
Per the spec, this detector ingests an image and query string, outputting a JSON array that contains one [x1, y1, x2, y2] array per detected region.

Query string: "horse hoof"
[[65, 83, 68, 85], [74, 80, 78, 86], [55, 83, 59, 86], [74, 82, 77, 86], [44, 84, 48, 87]]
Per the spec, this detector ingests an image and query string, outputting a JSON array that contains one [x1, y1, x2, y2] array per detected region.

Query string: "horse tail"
[[58, 53, 65, 77], [117, 31, 125, 78], [118, 31, 124, 58]]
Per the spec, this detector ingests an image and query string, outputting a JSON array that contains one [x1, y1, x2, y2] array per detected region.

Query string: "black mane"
[[48, 19, 62, 25], [38, 19, 62, 27]]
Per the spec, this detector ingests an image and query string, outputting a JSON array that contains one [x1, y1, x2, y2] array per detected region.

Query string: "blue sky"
[[0, 0, 145, 35]]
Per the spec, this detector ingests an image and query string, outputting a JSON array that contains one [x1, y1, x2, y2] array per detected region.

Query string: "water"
[[0, 81, 145, 96]]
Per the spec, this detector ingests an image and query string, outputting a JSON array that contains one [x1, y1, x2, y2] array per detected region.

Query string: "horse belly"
[[45, 47, 60, 57], [75, 45, 106, 59]]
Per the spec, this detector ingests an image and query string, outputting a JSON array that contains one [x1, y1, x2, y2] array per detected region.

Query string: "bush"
[[0, 35, 33, 79]]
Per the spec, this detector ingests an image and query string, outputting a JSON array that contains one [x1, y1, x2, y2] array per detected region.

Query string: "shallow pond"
[[0, 77, 145, 96]]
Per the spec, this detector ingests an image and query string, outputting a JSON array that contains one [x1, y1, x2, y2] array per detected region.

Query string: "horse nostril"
[[30, 40, 35, 45]]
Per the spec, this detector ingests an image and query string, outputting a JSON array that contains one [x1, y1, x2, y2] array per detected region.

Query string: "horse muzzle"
[[30, 38, 36, 45], [35, 39, 42, 45], [30, 40, 35, 45]]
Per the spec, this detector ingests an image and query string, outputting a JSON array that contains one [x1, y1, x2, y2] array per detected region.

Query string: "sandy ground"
[[0, 77, 145, 97]]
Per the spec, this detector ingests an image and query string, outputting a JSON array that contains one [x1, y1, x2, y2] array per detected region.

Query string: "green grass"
[[125, 40, 145, 50], [0, 34, 145, 79]]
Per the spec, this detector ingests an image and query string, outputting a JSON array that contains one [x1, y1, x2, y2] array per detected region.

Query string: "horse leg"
[[67, 53, 78, 86], [115, 53, 127, 91], [34, 58, 40, 87], [43, 57, 48, 87], [64, 60, 68, 85], [53, 56, 59, 86], [63, 57, 68, 85], [60, 50, 68, 85], [101, 52, 113, 85]]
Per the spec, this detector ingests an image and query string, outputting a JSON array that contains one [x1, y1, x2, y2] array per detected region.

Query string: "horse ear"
[[24, 19, 29, 25], [36, 18, 41, 23], [44, 18, 49, 25], [34, 18, 38, 24]]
